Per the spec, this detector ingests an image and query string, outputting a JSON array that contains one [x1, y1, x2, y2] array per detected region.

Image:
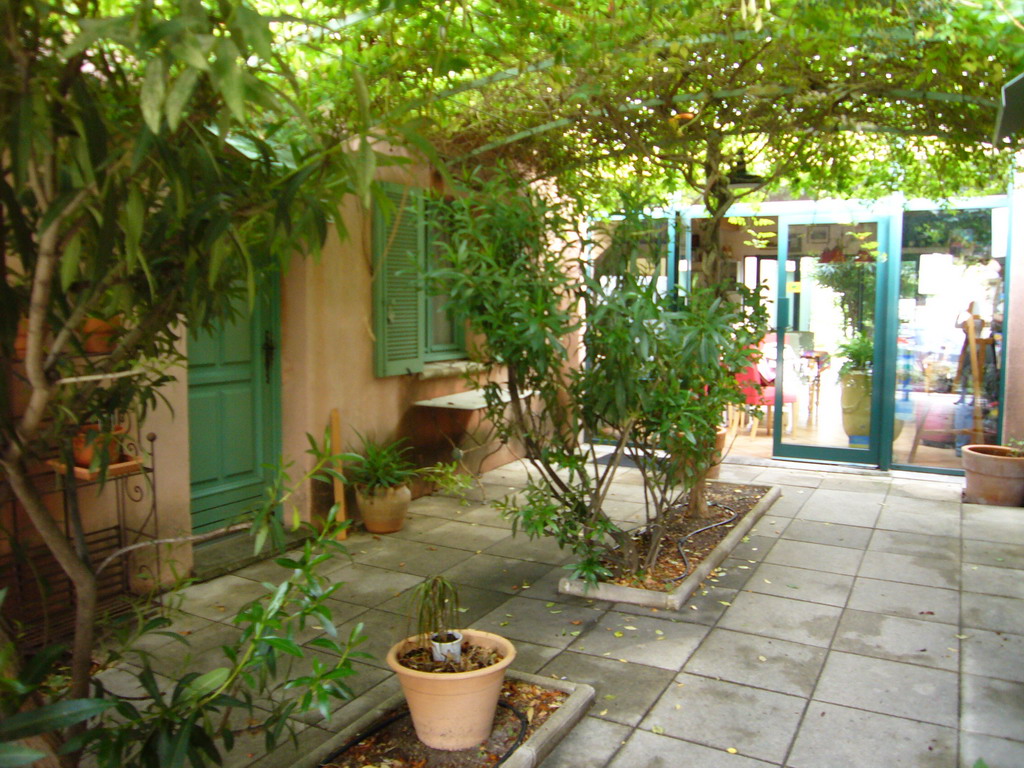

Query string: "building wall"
[[279, 162, 517, 523], [1002, 173, 1024, 442]]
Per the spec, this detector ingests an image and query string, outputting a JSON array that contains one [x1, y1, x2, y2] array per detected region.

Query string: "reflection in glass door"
[[890, 207, 1008, 470], [771, 217, 889, 463]]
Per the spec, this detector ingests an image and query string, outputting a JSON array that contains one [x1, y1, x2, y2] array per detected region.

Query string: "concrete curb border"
[[299, 669, 595, 768], [558, 483, 782, 610]]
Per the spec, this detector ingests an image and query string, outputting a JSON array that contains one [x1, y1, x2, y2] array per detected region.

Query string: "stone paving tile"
[[504, 637, 562, 674], [752, 468, 825, 488], [446, 502, 513, 528], [539, 652, 670, 726], [832, 609, 960, 670], [568, 611, 708, 670], [642, 673, 804, 763], [818, 474, 893, 494], [541, 715, 632, 768], [888, 477, 963, 502], [962, 592, 1024, 635], [717, 591, 842, 648], [728, 534, 777, 563], [748, 514, 793, 540], [683, 628, 827, 697], [745, 562, 855, 607], [441, 552, 554, 594], [148, 619, 243, 677], [959, 732, 1024, 768], [716, 464, 768, 483], [484, 531, 573, 564], [602, 498, 647, 524], [383, 510, 453, 539], [347, 536, 477, 576], [707, 559, 758, 590], [778, 519, 872, 550], [177, 574, 271, 621], [678, 585, 740, 622], [813, 651, 959, 727], [846, 577, 959, 625], [875, 506, 961, 538], [787, 701, 957, 768], [405, 494, 482, 519], [608, 729, 778, 768], [767, 487, 813, 517], [962, 539, 1024, 569], [962, 505, 1024, 545], [401, 519, 512, 552], [879, 494, 962, 516], [764, 538, 863, 576], [474, 595, 606, 649], [325, 563, 423, 607], [961, 563, 1024, 598], [868, 529, 960, 560], [961, 628, 1024, 684], [795, 489, 882, 527], [961, 674, 1024, 742], [858, 550, 960, 589]]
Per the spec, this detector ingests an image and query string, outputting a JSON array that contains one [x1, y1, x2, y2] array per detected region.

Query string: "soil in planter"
[[322, 679, 568, 768], [605, 482, 770, 592], [398, 641, 502, 673]]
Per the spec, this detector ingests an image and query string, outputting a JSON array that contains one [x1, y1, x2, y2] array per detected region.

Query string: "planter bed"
[[303, 670, 594, 768], [558, 483, 781, 610]]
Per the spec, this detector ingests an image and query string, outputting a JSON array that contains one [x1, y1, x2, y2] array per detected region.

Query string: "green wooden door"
[[188, 291, 280, 533]]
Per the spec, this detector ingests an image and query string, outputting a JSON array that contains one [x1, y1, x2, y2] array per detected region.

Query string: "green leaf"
[[60, 234, 82, 292], [0, 744, 45, 768], [0, 699, 114, 741], [262, 636, 304, 657], [184, 667, 230, 700], [141, 57, 167, 133], [165, 69, 200, 132], [212, 39, 244, 121]]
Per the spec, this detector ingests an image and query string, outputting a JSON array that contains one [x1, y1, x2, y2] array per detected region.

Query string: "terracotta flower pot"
[[356, 484, 411, 533], [386, 629, 516, 751], [72, 424, 127, 468], [81, 316, 121, 354], [962, 444, 1024, 506]]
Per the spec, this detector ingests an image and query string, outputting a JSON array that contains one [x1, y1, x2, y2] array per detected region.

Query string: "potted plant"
[[837, 332, 874, 445], [385, 576, 516, 750], [962, 439, 1024, 506], [342, 434, 420, 533]]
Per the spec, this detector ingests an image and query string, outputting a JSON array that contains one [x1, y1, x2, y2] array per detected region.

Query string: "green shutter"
[[372, 184, 425, 377]]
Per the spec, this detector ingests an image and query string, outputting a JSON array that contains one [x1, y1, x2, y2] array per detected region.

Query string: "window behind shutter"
[[372, 184, 425, 377]]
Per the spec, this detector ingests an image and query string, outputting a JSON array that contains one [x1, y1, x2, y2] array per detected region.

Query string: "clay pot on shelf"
[[385, 629, 516, 751], [962, 444, 1024, 506], [72, 424, 127, 468], [81, 316, 122, 354]]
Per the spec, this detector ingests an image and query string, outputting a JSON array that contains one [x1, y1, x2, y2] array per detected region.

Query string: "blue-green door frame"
[[771, 211, 897, 467]]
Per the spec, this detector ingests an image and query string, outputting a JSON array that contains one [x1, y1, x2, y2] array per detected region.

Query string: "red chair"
[[736, 363, 797, 436]]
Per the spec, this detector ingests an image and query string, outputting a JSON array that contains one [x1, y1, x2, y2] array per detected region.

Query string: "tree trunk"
[[689, 476, 712, 518], [1, 458, 98, 703]]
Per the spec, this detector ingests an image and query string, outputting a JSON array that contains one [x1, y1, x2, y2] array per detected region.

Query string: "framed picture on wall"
[[807, 225, 829, 244]]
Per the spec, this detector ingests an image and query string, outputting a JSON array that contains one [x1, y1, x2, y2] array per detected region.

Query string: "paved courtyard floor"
[[131, 459, 1024, 768]]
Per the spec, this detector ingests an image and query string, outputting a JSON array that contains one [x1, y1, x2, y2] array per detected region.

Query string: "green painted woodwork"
[[188, 291, 280, 533], [373, 183, 426, 377]]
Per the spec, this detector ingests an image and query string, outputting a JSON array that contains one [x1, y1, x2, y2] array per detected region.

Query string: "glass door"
[[771, 215, 893, 464]]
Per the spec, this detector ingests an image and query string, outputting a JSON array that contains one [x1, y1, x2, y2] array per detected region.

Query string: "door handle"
[[262, 331, 276, 384]]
